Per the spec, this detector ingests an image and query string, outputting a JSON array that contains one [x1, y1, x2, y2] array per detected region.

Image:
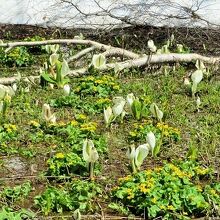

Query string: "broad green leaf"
[[41, 73, 56, 84], [131, 99, 142, 120]]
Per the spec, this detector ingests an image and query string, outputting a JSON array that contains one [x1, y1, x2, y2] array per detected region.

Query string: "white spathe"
[[104, 106, 113, 125], [191, 70, 203, 84], [135, 144, 149, 169], [146, 131, 156, 151], [63, 84, 71, 95]]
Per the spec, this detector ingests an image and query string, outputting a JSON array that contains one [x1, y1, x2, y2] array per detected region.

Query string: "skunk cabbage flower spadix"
[[63, 84, 70, 95], [112, 97, 126, 117], [104, 106, 113, 126], [146, 132, 156, 152], [83, 139, 99, 163], [42, 103, 56, 123], [135, 144, 149, 169], [150, 103, 163, 121], [147, 40, 157, 52], [92, 54, 106, 69]]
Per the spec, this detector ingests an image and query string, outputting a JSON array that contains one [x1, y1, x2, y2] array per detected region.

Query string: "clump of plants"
[[0, 46, 33, 67], [74, 75, 120, 97], [34, 179, 102, 215], [0, 181, 32, 205], [111, 160, 220, 219], [47, 152, 86, 176]]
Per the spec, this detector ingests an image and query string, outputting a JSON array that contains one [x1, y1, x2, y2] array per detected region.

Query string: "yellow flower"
[[55, 152, 65, 159], [4, 124, 17, 133], [195, 167, 209, 175], [80, 122, 97, 132], [77, 114, 87, 120], [145, 170, 152, 176], [30, 120, 40, 127], [6, 128, 12, 133], [9, 124, 17, 131], [160, 205, 165, 210], [86, 76, 95, 81], [95, 79, 104, 84], [151, 197, 157, 204], [70, 120, 79, 126], [113, 85, 120, 90], [96, 98, 111, 105], [196, 185, 203, 192], [210, 189, 217, 196], [154, 167, 162, 172], [129, 131, 137, 137], [126, 189, 135, 200], [167, 205, 175, 211], [75, 87, 80, 92], [119, 175, 132, 182]]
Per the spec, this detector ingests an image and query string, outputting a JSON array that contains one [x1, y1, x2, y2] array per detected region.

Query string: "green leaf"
[[41, 73, 56, 84], [131, 99, 142, 120]]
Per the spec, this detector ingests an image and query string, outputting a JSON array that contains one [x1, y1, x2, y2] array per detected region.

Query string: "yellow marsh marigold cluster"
[[126, 189, 135, 200], [156, 122, 180, 137], [29, 120, 40, 127], [3, 124, 17, 133], [55, 152, 65, 159], [118, 175, 132, 182], [80, 122, 97, 132], [168, 163, 192, 179]]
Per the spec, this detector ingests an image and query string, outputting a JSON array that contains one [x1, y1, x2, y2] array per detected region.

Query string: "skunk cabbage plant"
[[112, 97, 126, 118], [191, 70, 203, 96], [104, 106, 114, 127], [150, 103, 163, 122], [146, 132, 156, 153], [127, 144, 149, 173], [147, 40, 157, 52], [83, 139, 99, 179], [42, 104, 56, 123], [92, 54, 106, 69]]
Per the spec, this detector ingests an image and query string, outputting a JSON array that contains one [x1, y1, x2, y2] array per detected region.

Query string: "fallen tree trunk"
[[0, 39, 219, 84]]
